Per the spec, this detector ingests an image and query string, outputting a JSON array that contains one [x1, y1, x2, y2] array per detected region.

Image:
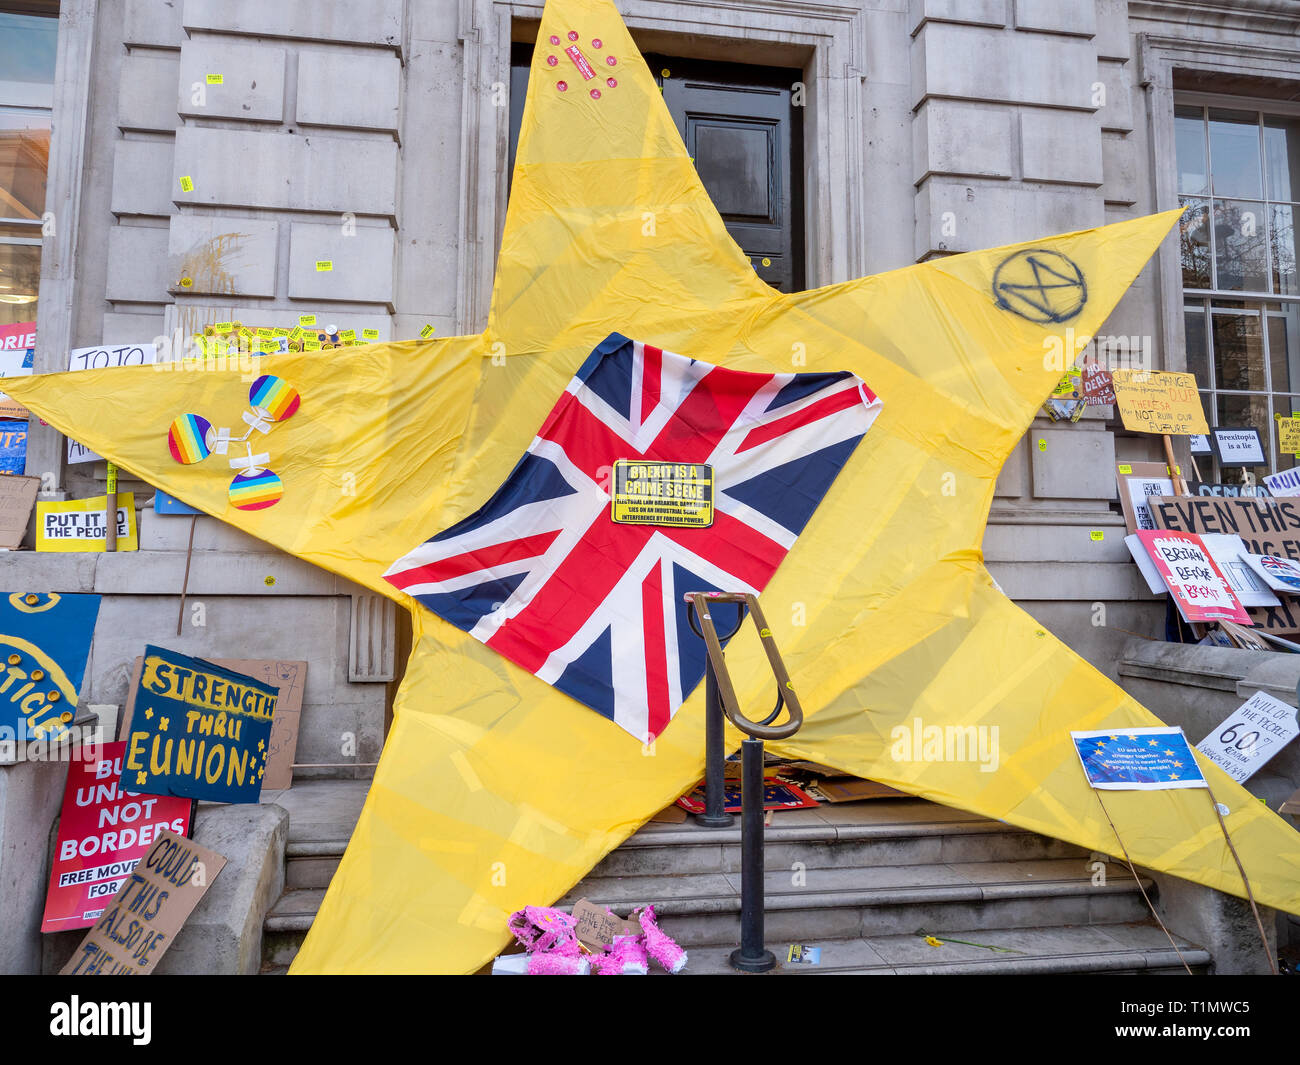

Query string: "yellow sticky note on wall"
[[315, 261, 333, 272]]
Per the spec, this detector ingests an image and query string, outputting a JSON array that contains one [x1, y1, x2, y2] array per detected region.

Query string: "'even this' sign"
[[1110, 370, 1209, 436], [1196, 691, 1299, 783], [61, 830, 225, 975], [122, 647, 277, 804]]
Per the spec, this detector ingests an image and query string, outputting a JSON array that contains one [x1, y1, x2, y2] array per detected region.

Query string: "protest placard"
[[1211, 427, 1266, 467], [1279, 417, 1300, 456], [1115, 462, 1175, 533], [61, 830, 225, 975], [1135, 529, 1251, 624], [0, 592, 101, 743], [66, 344, 160, 463], [35, 493, 138, 552], [1196, 692, 1299, 784], [1265, 467, 1300, 497], [42, 743, 193, 932], [0, 322, 35, 420], [123, 656, 303, 790], [1110, 370, 1209, 435], [122, 647, 277, 803], [1080, 363, 1115, 405], [0, 419, 27, 475], [1240, 553, 1300, 593], [1146, 494, 1300, 633], [1071, 727, 1207, 790]]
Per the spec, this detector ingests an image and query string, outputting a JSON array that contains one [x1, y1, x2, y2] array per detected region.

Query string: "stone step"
[[264, 856, 1153, 968], [671, 922, 1211, 976], [559, 858, 1152, 947], [279, 798, 1090, 890], [593, 801, 1088, 879]]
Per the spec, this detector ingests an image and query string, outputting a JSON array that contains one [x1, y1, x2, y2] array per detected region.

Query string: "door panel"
[[510, 45, 804, 292]]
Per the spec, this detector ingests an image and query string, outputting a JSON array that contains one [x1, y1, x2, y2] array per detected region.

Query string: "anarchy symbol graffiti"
[[992, 249, 1087, 324]]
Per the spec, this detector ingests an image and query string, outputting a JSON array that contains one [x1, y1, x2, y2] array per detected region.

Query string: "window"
[[0, 4, 57, 331], [1177, 98, 1300, 481]]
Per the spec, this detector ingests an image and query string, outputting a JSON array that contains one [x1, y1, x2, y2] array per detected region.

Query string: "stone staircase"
[[259, 780, 1210, 974]]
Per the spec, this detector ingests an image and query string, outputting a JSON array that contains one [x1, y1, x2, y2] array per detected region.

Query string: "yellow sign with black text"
[[611, 460, 713, 528]]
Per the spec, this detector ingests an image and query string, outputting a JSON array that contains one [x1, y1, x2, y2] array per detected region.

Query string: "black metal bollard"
[[729, 736, 776, 972], [696, 656, 734, 828]]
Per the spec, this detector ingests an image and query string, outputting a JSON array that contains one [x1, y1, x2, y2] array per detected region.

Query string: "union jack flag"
[[384, 333, 882, 741]]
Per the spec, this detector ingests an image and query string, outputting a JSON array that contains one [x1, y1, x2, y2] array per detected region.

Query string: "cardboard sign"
[[66, 345, 161, 463], [571, 897, 641, 951], [1080, 363, 1116, 405], [36, 493, 138, 552], [0, 420, 27, 475], [123, 657, 304, 791], [61, 830, 226, 975], [1147, 495, 1300, 560], [0, 473, 39, 549], [610, 460, 713, 528], [1115, 462, 1175, 534], [1110, 370, 1209, 436], [1195, 692, 1299, 783], [1071, 727, 1207, 790], [1278, 417, 1300, 456], [0, 592, 101, 743], [122, 647, 277, 803], [1135, 529, 1251, 624], [1241, 553, 1300, 593], [42, 742, 193, 932], [1264, 468, 1300, 497], [1211, 427, 1266, 468]]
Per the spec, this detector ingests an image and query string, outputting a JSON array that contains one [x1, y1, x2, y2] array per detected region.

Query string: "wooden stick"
[[1202, 782, 1279, 975], [176, 513, 197, 636], [1162, 434, 1189, 495], [104, 462, 118, 552]]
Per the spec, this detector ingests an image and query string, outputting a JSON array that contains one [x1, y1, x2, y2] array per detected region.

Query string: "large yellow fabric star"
[[8, 0, 1299, 973]]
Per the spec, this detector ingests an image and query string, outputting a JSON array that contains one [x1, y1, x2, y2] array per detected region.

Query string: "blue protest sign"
[[1071, 727, 1207, 790], [0, 419, 27, 474], [0, 592, 101, 742], [153, 490, 200, 516], [122, 645, 277, 803]]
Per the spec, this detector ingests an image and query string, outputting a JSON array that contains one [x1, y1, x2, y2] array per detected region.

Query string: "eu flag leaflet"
[[1071, 727, 1208, 790], [385, 333, 881, 742]]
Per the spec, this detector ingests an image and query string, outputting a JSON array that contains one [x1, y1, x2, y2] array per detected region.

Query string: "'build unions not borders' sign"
[[122, 646, 278, 804]]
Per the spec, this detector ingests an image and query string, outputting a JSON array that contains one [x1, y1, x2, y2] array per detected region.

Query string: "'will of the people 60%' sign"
[[1195, 690, 1299, 783]]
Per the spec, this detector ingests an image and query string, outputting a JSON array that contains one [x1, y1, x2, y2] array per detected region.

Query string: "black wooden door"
[[509, 45, 804, 292]]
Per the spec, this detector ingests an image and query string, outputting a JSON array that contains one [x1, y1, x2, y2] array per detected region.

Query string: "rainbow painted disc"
[[167, 414, 212, 464], [228, 470, 283, 511], [248, 375, 301, 421]]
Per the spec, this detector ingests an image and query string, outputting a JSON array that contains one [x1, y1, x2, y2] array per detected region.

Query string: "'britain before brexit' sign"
[[122, 647, 278, 804]]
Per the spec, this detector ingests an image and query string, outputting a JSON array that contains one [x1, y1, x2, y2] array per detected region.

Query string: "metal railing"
[[684, 591, 803, 973]]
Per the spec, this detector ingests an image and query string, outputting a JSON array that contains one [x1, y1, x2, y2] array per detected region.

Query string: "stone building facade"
[[2, 0, 1299, 971]]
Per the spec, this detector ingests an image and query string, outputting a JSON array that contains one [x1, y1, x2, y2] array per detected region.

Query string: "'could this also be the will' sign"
[[122, 647, 278, 804]]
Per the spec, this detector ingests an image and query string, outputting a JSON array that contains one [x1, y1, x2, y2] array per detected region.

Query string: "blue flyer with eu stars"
[[1070, 727, 1208, 790], [122, 645, 278, 804]]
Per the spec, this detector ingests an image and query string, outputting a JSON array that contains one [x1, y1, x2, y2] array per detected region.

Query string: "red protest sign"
[[1136, 529, 1252, 625], [1080, 363, 1116, 405], [41, 741, 192, 933]]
